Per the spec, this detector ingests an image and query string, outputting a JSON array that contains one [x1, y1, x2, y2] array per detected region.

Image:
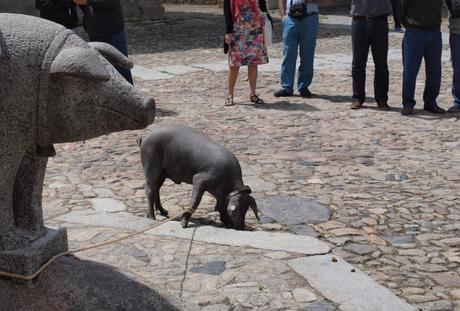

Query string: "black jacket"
[[397, 0, 443, 31], [35, 0, 79, 29], [223, 0, 272, 34], [447, 0, 460, 18], [80, 0, 125, 40]]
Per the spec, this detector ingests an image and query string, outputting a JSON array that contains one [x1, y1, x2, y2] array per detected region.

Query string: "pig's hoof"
[[159, 210, 169, 217]]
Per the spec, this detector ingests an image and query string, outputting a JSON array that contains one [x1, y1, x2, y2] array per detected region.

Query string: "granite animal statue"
[[0, 13, 155, 268], [138, 125, 259, 230]]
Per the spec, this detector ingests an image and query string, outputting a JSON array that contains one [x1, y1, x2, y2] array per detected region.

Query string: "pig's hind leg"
[[155, 174, 169, 217]]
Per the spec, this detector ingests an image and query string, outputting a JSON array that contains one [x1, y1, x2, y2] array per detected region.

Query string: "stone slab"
[[58, 210, 331, 255], [132, 65, 175, 80], [146, 221, 331, 255], [0, 227, 68, 275], [57, 210, 153, 231], [157, 64, 201, 75], [257, 196, 331, 225], [288, 255, 415, 311]]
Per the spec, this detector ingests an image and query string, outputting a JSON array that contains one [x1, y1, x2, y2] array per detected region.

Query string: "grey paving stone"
[[305, 301, 337, 311], [90, 198, 126, 213], [288, 255, 416, 311], [382, 235, 414, 244], [190, 261, 226, 275], [258, 196, 331, 225], [288, 224, 320, 237], [344, 243, 377, 255]]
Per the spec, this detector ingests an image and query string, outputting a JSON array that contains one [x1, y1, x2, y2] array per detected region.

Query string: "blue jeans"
[[351, 18, 389, 103], [450, 33, 460, 108], [91, 31, 134, 85], [402, 28, 442, 108], [281, 14, 319, 93]]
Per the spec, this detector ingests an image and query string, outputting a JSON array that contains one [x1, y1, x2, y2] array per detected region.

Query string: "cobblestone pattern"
[[43, 6, 459, 310]]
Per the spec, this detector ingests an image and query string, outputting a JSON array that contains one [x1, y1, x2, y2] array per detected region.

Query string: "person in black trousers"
[[73, 0, 133, 85], [35, 0, 79, 29], [391, 0, 403, 32], [350, 0, 392, 110]]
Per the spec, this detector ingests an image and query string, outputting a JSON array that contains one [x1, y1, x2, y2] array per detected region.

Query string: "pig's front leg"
[[181, 174, 207, 228]]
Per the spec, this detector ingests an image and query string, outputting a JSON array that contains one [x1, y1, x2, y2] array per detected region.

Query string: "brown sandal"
[[250, 94, 264, 105], [225, 95, 235, 106]]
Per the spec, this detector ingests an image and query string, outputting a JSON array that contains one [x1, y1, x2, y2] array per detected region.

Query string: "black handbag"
[[289, 0, 307, 19]]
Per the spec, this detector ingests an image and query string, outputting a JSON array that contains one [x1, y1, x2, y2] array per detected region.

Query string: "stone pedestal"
[[122, 0, 165, 20], [0, 228, 68, 276]]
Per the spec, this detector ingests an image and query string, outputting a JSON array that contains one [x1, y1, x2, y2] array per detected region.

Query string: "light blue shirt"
[[285, 0, 318, 15]]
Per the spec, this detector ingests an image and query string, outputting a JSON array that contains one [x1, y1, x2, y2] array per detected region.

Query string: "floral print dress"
[[229, 0, 269, 67]]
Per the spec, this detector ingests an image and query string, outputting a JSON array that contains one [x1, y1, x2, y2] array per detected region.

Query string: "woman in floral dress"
[[224, 0, 272, 106]]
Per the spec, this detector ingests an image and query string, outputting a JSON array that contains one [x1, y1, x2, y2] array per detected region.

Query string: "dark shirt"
[[350, 0, 392, 17], [224, 0, 271, 34], [80, 0, 125, 40], [397, 0, 442, 31], [35, 0, 79, 29], [447, 0, 460, 18]]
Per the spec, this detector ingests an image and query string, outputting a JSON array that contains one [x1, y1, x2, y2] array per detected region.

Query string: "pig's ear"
[[88, 42, 134, 69], [50, 47, 110, 81]]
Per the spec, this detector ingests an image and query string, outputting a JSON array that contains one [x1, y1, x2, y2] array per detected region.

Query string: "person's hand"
[[225, 33, 232, 45], [73, 0, 88, 5]]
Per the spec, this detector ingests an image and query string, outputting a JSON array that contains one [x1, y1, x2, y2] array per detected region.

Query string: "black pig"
[[138, 125, 259, 230]]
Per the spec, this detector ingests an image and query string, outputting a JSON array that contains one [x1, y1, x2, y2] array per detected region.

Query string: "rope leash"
[[0, 208, 195, 281]]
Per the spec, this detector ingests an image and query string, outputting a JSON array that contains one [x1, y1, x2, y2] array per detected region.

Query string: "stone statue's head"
[[42, 37, 155, 144]]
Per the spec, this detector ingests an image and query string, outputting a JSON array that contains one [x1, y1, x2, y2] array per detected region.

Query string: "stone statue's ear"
[[50, 47, 110, 81], [88, 42, 134, 69]]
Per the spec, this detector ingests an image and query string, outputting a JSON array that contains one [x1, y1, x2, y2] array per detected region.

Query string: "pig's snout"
[[144, 97, 156, 126]]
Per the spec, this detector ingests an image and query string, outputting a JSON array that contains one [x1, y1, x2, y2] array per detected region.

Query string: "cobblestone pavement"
[[42, 5, 459, 311]]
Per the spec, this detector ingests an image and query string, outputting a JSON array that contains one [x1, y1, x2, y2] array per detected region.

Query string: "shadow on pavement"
[[126, 11, 351, 55], [0, 256, 181, 311], [239, 101, 320, 111]]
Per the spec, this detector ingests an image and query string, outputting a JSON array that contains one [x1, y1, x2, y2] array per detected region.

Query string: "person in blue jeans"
[[349, 0, 392, 110], [74, 0, 133, 85], [397, 0, 445, 115], [447, 0, 460, 113], [274, 0, 323, 98]]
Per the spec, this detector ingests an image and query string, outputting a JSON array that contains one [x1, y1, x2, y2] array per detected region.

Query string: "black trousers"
[[351, 18, 389, 103], [391, 0, 401, 29]]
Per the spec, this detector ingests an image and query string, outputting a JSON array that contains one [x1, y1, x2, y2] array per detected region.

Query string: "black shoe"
[[377, 101, 390, 110], [273, 89, 293, 97], [401, 106, 414, 116], [424, 104, 446, 114], [300, 88, 312, 98]]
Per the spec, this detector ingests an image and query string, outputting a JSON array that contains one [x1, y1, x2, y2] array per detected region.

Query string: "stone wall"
[[0, 0, 164, 20]]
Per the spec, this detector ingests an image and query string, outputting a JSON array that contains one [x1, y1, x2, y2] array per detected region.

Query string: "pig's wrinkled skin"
[[138, 125, 259, 230], [0, 14, 155, 250]]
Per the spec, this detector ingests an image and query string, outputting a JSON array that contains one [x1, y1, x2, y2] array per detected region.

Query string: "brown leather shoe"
[[350, 99, 363, 109], [424, 104, 445, 114], [377, 101, 390, 110], [401, 106, 414, 115]]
